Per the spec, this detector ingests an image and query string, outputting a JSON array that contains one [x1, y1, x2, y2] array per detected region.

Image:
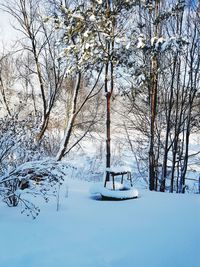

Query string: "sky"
[[0, 3, 18, 52]]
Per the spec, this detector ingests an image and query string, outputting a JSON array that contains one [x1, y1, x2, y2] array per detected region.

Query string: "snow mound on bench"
[[90, 183, 139, 200]]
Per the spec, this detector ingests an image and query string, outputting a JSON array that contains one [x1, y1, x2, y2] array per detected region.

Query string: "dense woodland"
[[0, 0, 200, 215]]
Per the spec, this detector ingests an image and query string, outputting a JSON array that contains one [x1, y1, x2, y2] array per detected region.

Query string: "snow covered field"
[[0, 178, 199, 267]]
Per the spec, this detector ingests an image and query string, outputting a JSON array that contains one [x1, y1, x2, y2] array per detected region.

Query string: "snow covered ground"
[[0, 178, 199, 267]]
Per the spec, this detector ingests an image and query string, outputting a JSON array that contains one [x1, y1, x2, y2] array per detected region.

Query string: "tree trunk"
[[106, 91, 111, 169], [56, 72, 81, 161], [36, 114, 50, 142], [160, 57, 177, 192], [149, 0, 159, 191]]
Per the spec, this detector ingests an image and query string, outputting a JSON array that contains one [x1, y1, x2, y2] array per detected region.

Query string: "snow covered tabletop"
[[105, 166, 132, 173]]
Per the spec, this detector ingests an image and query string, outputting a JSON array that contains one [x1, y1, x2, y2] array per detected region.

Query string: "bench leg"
[[121, 174, 124, 184], [129, 172, 133, 187], [104, 172, 109, 187], [112, 174, 115, 190]]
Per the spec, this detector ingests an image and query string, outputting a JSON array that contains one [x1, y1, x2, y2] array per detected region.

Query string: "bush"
[[0, 160, 68, 218]]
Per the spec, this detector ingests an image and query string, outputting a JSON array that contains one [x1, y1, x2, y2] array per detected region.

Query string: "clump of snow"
[[136, 73, 146, 85], [90, 183, 139, 199], [137, 35, 146, 49], [83, 30, 89, 38], [72, 13, 84, 20], [151, 36, 158, 46], [160, 36, 189, 52], [89, 15, 96, 22], [151, 37, 165, 50], [106, 166, 132, 173]]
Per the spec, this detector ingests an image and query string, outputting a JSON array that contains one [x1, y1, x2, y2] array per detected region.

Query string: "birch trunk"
[[56, 72, 81, 161]]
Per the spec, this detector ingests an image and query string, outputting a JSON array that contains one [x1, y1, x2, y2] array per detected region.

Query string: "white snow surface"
[[0, 178, 200, 267]]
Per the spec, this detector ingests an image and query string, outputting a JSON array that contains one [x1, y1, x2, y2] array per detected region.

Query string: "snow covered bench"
[[90, 182, 138, 200], [104, 167, 133, 190]]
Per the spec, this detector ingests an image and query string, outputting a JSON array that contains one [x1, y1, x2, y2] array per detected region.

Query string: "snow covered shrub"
[[0, 115, 68, 218], [0, 160, 67, 218], [0, 115, 48, 175]]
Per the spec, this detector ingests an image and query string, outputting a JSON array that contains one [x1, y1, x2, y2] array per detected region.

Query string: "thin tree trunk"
[[104, 58, 111, 184], [106, 92, 111, 169], [160, 57, 177, 192], [36, 114, 50, 142], [104, 2, 114, 184], [56, 72, 81, 161], [149, 0, 159, 191], [179, 25, 199, 193]]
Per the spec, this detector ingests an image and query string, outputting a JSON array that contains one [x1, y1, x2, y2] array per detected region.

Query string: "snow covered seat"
[[104, 166, 133, 190], [90, 182, 139, 200]]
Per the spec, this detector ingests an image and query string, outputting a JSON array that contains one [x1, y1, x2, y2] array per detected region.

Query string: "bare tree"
[[2, 0, 66, 140]]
